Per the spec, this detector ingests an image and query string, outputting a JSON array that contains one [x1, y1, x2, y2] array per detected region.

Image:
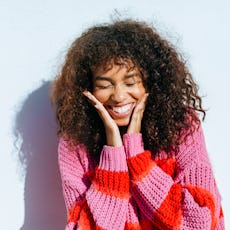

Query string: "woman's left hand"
[[127, 93, 149, 134]]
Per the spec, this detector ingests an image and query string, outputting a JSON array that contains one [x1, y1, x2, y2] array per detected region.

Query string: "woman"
[[51, 19, 224, 229]]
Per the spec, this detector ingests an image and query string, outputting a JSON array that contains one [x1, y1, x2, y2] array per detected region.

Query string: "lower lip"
[[107, 104, 134, 119]]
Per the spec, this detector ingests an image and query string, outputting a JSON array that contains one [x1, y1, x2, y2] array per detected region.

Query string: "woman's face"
[[92, 62, 146, 126]]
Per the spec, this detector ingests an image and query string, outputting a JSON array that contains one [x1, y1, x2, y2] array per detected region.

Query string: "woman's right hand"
[[83, 91, 123, 147]]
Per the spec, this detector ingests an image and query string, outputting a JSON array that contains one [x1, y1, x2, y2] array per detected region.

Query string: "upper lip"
[[106, 103, 134, 108]]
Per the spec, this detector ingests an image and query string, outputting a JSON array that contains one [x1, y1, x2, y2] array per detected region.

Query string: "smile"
[[106, 103, 134, 118], [112, 104, 133, 114]]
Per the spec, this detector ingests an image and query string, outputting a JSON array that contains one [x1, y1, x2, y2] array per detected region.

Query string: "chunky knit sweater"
[[58, 125, 224, 230]]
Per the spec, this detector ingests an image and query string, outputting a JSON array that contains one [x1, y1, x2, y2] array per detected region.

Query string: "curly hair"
[[51, 19, 206, 162]]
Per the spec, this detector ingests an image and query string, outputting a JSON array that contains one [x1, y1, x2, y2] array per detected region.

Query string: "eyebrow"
[[94, 76, 111, 82], [94, 73, 141, 82]]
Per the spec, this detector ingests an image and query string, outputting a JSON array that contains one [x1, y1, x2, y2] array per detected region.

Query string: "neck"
[[119, 126, 127, 137]]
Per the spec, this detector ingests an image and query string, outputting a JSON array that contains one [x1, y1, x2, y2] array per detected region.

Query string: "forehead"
[[92, 58, 138, 76]]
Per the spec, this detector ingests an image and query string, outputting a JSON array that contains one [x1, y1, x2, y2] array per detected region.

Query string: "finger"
[[83, 91, 114, 124], [83, 91, 105, 112], [133, 93, 149, 114], [83, 91, 99, 106], [127, 93, 149, 134]]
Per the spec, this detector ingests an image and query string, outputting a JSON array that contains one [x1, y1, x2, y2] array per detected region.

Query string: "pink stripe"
[[181, 189, 211, 229], [123, 133, 144, 158], [133, 166, 173, 216], [99, 145, 128, 172], [86, 186, 128, 230], [126, 197, 139, 223], [65, 222, 76, 230]]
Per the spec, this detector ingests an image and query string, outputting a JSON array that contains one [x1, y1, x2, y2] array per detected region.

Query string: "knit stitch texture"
[[58, 125, 224, 229]]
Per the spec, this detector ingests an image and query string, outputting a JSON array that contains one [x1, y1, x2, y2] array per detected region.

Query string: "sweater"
[[58, 125, 225, 230]]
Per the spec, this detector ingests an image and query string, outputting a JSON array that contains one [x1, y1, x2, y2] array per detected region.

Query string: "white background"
[[0, 0, 229, 229]]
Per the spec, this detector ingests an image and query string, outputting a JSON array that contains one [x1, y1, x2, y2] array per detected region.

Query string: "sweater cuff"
[[98, 145, 128, 172], [123, 133, 145, 158]]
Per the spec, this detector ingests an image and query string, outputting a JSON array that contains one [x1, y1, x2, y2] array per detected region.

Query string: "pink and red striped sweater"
[[58, 125, 224, 229]]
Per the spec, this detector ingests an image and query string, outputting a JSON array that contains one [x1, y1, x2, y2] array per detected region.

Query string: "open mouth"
[[106, 103, 135, 118]]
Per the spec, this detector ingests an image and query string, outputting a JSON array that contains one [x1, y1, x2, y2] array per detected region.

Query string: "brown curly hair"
[[51, 19, 205, 162]]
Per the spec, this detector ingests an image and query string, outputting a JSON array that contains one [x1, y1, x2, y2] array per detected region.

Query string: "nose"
[[111, 85, 126, 103]]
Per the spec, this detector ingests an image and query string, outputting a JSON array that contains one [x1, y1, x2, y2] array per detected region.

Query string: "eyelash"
[[97, 85, 112, 89], [96, 81, 139, 89], [125, 82, 137, 86]]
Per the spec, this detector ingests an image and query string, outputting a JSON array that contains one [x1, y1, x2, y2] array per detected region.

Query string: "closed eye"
[[126, 83, 136, 86], [95, 84, 113, 89], [125, 81, 140, 87]]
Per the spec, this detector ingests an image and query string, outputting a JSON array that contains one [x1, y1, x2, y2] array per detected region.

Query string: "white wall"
[[1, 0, 229, 229]]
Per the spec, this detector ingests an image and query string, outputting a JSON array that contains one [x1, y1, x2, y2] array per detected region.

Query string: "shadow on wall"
[[14, 81, 66, 230]]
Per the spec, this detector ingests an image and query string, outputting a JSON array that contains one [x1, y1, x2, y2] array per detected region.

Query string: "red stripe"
[[67, 200, 85, 224], [152, 184, 182, 229], [127, 151, 156, 182], [93, 168, 129, 198], [155, 157, 176, 178], [124, 222, 141, 230], [220, 206, 224, 218], [67, 199, 96, 229]]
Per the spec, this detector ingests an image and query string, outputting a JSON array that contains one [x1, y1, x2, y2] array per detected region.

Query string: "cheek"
[[131, 85, 146, 98], [92, 90, 109, 103]]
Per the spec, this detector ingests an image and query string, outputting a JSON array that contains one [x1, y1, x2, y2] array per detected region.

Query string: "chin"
[[115, 118, 130, 127]]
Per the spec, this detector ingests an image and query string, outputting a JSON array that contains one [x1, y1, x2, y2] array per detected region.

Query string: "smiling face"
[[92, 61, 146, 126]]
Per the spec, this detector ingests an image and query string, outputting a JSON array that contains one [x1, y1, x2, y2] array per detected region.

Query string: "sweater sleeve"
[[123, 127, 224, 229], [58, 138, 130, 230]]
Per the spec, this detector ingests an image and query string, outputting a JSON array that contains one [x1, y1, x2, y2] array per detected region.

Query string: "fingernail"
[[83, 91, 89, 96], [144, 93, 149, 99]]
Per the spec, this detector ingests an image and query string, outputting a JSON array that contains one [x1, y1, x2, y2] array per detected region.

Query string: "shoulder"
[[58, 136, 95, 176], [176, 123, 211, 170], [58, 136, 86, 160]]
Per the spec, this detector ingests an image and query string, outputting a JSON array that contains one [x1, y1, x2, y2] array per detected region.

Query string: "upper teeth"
[[112, 104, 132, 113]]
